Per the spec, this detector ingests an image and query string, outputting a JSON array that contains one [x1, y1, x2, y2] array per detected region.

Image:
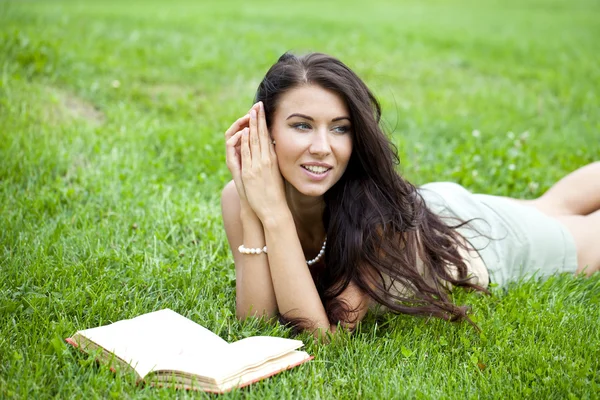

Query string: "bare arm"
[[262, 210, 371, 336], [221, 180, 277, 319]]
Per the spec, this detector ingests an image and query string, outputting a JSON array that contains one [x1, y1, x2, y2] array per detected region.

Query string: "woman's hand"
[[239, 102, 287, 222], [225, 112, 251, 205]]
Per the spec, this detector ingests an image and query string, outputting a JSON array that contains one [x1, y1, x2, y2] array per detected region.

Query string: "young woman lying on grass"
[[221, 52, 600, 338]]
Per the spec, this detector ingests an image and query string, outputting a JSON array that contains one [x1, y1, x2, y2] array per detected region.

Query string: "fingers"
[[257, 102, 271, 160], [227, 102, 274, 176], [226, 129, 244, 173], [240, 127, 251, 172], [225, 114, 250, 141], [249, 107, 261, 168], [226, 129, 248, 201], [226, 129, 244, 147]]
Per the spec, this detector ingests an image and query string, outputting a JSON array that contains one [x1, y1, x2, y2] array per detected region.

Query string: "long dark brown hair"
[[254, 52, 487, 330]]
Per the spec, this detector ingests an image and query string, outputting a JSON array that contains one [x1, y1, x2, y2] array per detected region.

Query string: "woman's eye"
[[291, 123, 311, 131], [332, 125, 351, 134]]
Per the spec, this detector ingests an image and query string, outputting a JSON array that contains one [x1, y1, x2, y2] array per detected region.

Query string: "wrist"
[[240, 207, 266, 247], [240, 203, 258, 220], [260, 208, 294, 231]]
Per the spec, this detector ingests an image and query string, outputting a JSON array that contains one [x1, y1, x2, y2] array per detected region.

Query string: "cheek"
[[273, 142, 298, 176], [270, 122, 288, 142], [275, 149, 298, 184], [273, 131, 307, 160], [274, 139, 296, 160]]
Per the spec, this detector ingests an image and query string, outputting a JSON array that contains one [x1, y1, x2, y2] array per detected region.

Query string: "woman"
[[221, 52, 600, 337]]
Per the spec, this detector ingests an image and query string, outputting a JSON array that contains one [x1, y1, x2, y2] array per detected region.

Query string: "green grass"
[[1, 0, 599, 398]]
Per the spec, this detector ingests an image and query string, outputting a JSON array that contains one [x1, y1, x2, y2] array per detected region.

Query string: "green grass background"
[[1, 0, 599, 398]]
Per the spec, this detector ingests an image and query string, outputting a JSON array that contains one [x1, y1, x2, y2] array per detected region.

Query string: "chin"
[[287, 181, 330, 198], [299, 187, 328, 197]]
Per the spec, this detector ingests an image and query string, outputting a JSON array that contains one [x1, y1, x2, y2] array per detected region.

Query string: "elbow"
[[235, 309, 247, 321], [328, 324, 338, 336], [319, 322, 356, 340], [235, 298, 251, 321], [307, 323, 352, 344], [235, 306, 256, 321], [235, 303, 276, 321], [328, 322, 356, 335]]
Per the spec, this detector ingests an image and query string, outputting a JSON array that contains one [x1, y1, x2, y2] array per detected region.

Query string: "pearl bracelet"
[[238, 244, 268, 255]]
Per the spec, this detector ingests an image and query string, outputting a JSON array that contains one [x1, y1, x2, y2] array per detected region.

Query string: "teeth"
[[303, 165, 330, 174]]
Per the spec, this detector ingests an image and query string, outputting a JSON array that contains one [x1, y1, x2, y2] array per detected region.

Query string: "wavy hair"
[[254, 52, 487, 330]]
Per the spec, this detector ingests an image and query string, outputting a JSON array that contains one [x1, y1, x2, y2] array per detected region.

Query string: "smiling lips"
[[301, 164, 332, 181], [302, 165, 331, 174]]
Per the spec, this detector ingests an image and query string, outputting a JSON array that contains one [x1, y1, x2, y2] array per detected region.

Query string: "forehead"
[[274, 85, 349, 119]]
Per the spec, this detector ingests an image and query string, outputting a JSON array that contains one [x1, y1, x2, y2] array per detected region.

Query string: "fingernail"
[[259, 101, 263, 111], [250, 109, 256, 120], [243, 128, 249, 136]]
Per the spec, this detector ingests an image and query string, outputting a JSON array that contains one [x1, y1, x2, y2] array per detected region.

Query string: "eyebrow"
[[286, 113, 351, 122]]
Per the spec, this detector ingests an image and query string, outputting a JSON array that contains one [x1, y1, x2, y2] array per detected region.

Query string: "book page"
[[216, 350, 311, 392], [152, 336, 304, 381], [150, 350, 312, 392], [75, 309, 228, 377], [227, 336, 304, 372]]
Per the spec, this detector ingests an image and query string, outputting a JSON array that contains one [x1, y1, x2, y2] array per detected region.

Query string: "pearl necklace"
[[307, 237, 327, 266]]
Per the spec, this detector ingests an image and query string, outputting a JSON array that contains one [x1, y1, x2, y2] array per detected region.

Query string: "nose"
[[309, 128, 331, 157]]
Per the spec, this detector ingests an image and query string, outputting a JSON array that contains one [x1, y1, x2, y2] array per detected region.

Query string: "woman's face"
[[269, 84, 353, 198]]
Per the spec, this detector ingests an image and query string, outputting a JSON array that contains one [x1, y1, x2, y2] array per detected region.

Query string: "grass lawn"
[[1, 0, 599, 398]]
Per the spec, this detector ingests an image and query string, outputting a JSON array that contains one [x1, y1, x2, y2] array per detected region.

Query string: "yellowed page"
[[75, 309, 228, 378], [227, 336, 304, 371], [216, 350, 311, 392], [152, 336, 304, 381], [150, 350, 311, 392]]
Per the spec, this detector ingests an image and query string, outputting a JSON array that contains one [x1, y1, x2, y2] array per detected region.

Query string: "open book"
[[66, 309, 312, 393]]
